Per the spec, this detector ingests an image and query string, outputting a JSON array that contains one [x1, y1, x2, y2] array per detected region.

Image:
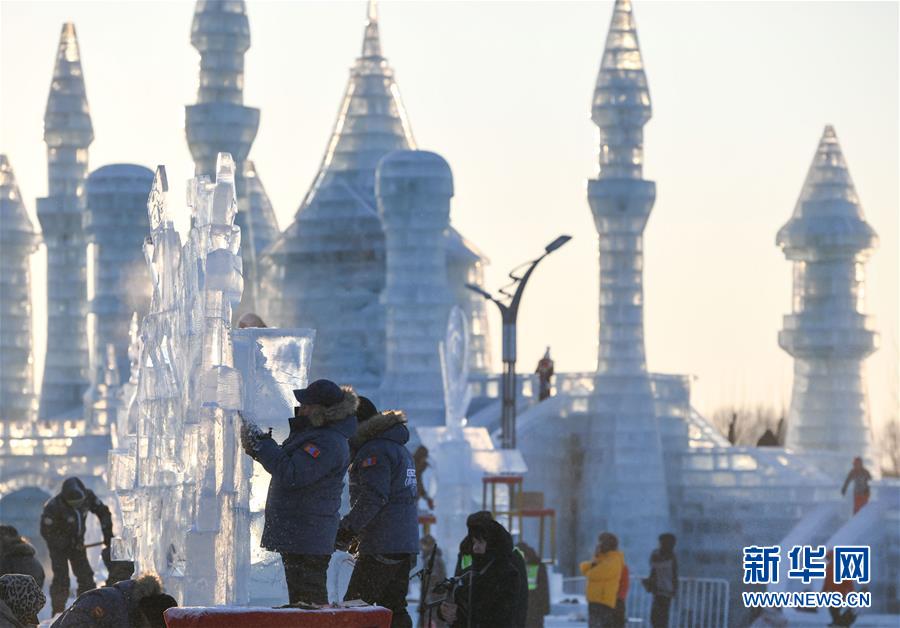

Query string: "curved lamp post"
[[466, 234, 572, 449]]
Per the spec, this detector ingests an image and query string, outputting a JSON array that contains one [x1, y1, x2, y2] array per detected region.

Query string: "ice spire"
[[593, 0, 651, 180], [777, 126, 878, 465], [259, 0, 417, 392], [37, 22, 94, 419], [584, 0, 669, 565], [186, 0, 278, 318], [362, 0, 382, 57], [0, 155, 41, 424]]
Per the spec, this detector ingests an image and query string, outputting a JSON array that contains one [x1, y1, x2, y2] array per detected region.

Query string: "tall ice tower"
[[37, 23, 93, 419], [0, 156, 41, 424], [376, 150, 456, 425], [777, 126, 878, 464], [585, 0, 670, 561], [186, 0, 279, 316]]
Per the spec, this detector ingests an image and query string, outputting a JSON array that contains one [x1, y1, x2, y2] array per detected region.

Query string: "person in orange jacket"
[[579, 532, 624, 628]]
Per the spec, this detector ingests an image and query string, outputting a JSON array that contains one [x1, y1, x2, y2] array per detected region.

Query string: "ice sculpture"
[[427, 307, 476, 570], [777, 126, 879, 465], [0, 155, 40, 424], [83, 164, 154, 430], [260, 1, 492, 388], [37, 22, 93, 419], [232, 327, 315, 604], [377, 150, 456, 425], [109, 154, 251, 605], [186, 0, 279, 318], [584, 0, 670, 563]]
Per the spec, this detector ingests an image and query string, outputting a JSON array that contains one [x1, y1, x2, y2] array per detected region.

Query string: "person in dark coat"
[[454, 511, 528, 628], [51, 572, 176, 628], [516, 542, 549, 628], [0, 574, 45, 628], [841, 457, 873, 514], [240, 379, 358, 606], [648, 533, 678, 628], [40, 478, 114, 615], [0, 527, 44, 588], [339, 397, 419, 628], [440, 519, 521, 628]]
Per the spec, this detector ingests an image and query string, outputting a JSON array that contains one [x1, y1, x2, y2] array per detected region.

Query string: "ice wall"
[[109, 154, 251, 605]]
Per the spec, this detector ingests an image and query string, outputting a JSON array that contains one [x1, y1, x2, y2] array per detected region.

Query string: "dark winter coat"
[[254, 389, 358, 555], [341, 411, 419, 555], [448, 521, 521, 628], [649, 549, 678, 599], [51, 574, 162, 628], [40, 478, 113, 552], [518, 544, 549, 628], [0, 536, 44, 588]]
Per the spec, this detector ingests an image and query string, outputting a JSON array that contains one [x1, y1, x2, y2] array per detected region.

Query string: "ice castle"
[[258, 2, 493, 405], [0, 0, 896, 622]]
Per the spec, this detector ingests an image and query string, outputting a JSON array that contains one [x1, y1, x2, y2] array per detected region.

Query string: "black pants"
[[281, 553, 331, 605], [49, 546, 95, 614], [345, 553, 414, 628], [650, 595, 672, 628], [588, 602, 616, 627]]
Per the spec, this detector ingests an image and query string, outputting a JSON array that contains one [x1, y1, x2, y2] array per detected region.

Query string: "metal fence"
[[561, 575, 730, 627]]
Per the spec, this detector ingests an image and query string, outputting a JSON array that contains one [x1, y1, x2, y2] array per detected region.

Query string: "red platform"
[[164, 605, 392, 628]]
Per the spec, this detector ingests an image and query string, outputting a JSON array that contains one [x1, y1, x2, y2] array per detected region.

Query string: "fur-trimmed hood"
[[114, 572, 163, 609], [306, 387, 359, 427], [351, 410, 408, 450]]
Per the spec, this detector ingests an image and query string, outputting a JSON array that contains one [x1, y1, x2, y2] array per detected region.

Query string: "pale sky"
[[1, 1, 897, 432]]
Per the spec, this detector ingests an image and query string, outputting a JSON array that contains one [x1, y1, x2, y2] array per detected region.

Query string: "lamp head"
[[545, 235, 572, 253]]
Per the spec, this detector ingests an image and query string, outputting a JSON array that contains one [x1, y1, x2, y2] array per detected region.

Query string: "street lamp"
[[466, 234, 572, 449]]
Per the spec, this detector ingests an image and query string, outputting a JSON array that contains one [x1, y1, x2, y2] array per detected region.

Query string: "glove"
[[240, 420, 268, 456], [335, 526, 356, 552], [101, 547, 112, 569]]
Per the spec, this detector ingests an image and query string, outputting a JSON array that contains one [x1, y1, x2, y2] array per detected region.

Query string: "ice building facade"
[[82, 164, 154, 429], [259, 2, 492, 399], [0, 156, 40, 425], [186, 0, 279, 318], [37, 23, 93, 420], [777, 126, 878, 464]]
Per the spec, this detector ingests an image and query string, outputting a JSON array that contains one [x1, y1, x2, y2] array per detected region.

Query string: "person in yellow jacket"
[[579, 532, 624, 628]]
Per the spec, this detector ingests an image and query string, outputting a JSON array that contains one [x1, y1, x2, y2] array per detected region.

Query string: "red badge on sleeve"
[[303, 443, 321, 458]]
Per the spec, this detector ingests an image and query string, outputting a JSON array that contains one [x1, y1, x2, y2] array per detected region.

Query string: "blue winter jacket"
[[51, 575, 162, 628], [255, 389, 358, 555], [341, 411, 419, 554]]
